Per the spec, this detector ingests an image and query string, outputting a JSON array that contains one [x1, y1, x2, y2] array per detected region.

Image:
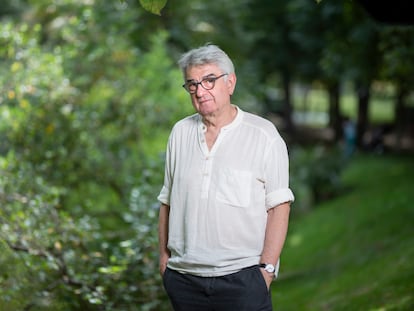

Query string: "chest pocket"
[[216, 169, 252, 208]]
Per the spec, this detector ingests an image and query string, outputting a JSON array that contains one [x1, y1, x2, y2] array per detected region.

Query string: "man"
[[158, 44, 294, 311]]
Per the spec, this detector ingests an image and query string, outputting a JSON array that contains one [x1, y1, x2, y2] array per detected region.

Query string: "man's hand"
[[159, 253, 169, 277], [260, 268, 274, 290]]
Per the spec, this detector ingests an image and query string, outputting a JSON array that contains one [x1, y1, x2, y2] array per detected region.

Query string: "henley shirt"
[[158, 106, 294, 277]]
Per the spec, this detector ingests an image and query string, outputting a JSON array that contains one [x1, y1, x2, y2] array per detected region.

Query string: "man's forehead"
[[186, 64, 220, 78]]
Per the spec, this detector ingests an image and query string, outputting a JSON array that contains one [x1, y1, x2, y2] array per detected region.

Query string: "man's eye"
[[204, 77, 215, 83]]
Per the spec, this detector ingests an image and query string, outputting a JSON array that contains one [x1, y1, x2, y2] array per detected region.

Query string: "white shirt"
[[158, 106, 294, 277]]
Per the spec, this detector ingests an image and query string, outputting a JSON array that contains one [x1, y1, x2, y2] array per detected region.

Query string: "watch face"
[[265, 264, 275, 273]]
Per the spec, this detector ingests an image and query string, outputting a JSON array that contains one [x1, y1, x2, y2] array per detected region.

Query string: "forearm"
[[260, 202, 291, 272], [158, 203, 171, 275]]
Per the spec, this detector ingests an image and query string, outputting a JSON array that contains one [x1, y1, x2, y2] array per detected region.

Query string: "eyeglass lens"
[[184, 74, 227, 93]]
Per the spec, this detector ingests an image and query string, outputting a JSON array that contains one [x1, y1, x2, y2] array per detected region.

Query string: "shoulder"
[[167, 113, 199, 144], [241, 110, 280, 138], [171, 113, 198, 132]]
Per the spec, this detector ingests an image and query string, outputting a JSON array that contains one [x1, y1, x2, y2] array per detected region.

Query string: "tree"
[[379, 26, 414, 150], [243, 0, 297, 133], [0, 1, 191, 309]]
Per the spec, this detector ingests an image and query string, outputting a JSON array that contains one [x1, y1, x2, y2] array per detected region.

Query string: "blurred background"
[[0, 0, 413, 310]]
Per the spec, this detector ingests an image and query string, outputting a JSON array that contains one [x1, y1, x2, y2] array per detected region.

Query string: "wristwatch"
[[259, 263, 275, 274]]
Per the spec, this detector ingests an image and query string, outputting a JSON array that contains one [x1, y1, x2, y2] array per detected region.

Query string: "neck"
[[202, 105, 237, 129]]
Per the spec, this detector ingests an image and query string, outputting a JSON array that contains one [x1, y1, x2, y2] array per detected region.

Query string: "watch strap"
[[259, 263, 276, 273]]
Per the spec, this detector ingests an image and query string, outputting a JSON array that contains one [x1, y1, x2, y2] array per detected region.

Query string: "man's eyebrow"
[[203, 73, 217, 79], [185, 73, 216, 82]]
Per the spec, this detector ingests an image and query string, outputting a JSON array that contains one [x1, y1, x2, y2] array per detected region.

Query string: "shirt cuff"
[[266, 188, 294, 210], [157, 185, 170, 205]]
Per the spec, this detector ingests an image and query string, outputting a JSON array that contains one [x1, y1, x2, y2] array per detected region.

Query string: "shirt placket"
[[199, 123, 212, 199], [199, 124, 229, 199]]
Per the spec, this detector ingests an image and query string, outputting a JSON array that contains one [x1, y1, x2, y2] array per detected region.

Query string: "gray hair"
[[178, 44, 235, 77]]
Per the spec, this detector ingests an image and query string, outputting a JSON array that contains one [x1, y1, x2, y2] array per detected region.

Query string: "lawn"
[[292, 85, 395, 126], [273, 153, 414, 310]]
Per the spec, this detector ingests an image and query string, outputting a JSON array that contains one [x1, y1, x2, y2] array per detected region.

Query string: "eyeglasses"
[[182, 73, 228, 94]]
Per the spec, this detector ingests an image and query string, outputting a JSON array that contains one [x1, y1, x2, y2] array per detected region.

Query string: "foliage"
[[290, 145, 346, 212], [0, 2, 191, 308], [119, 0, 168, 16], [379, 26, 414, 89], [0, 157, 98, 310], [138, 0, 167, 15]]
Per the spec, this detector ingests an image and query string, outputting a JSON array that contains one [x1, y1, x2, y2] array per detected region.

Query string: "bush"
[[290, 145, 347, 212], [0, 14, 186, 310]]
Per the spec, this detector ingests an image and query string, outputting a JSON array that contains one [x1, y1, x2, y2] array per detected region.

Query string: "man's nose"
[[195, 84, 207, 96]]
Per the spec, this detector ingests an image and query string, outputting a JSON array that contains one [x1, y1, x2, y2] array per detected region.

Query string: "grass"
[[273, 153, 414, 310], [292, 85, 395, 125]]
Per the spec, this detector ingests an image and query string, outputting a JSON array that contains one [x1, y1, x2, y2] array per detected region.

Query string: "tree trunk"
[[394, 84, 407, 151], [282, 71, 294, 134], [356, 84, 370, 148], [328, 82, 341, 141]]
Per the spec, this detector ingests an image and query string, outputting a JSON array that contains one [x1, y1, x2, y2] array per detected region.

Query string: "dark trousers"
[[163, 265, 273, 311]]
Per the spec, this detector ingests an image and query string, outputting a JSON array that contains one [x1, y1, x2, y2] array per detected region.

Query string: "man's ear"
[[227, 73, 237, 96]]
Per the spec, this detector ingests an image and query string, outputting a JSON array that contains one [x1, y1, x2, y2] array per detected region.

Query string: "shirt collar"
[[197, 105, 243, 132], [222, 105, 243, 131]]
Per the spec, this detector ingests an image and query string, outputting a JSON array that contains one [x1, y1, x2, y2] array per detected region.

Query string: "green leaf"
[[139, 0, 167, 15]]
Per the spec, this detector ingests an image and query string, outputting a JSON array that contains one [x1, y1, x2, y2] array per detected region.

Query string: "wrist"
[[259, 263, 276, 277]]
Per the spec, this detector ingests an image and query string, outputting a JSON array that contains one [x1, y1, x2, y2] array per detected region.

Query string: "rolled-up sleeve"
[[157, 131, 174, 206], [264, 133, 294, 210], [266, 188, 294, 209], [157, 185, 170, 205]]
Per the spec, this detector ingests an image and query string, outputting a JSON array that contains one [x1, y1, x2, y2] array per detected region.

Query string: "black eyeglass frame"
[[182, 73, 228, 94]]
